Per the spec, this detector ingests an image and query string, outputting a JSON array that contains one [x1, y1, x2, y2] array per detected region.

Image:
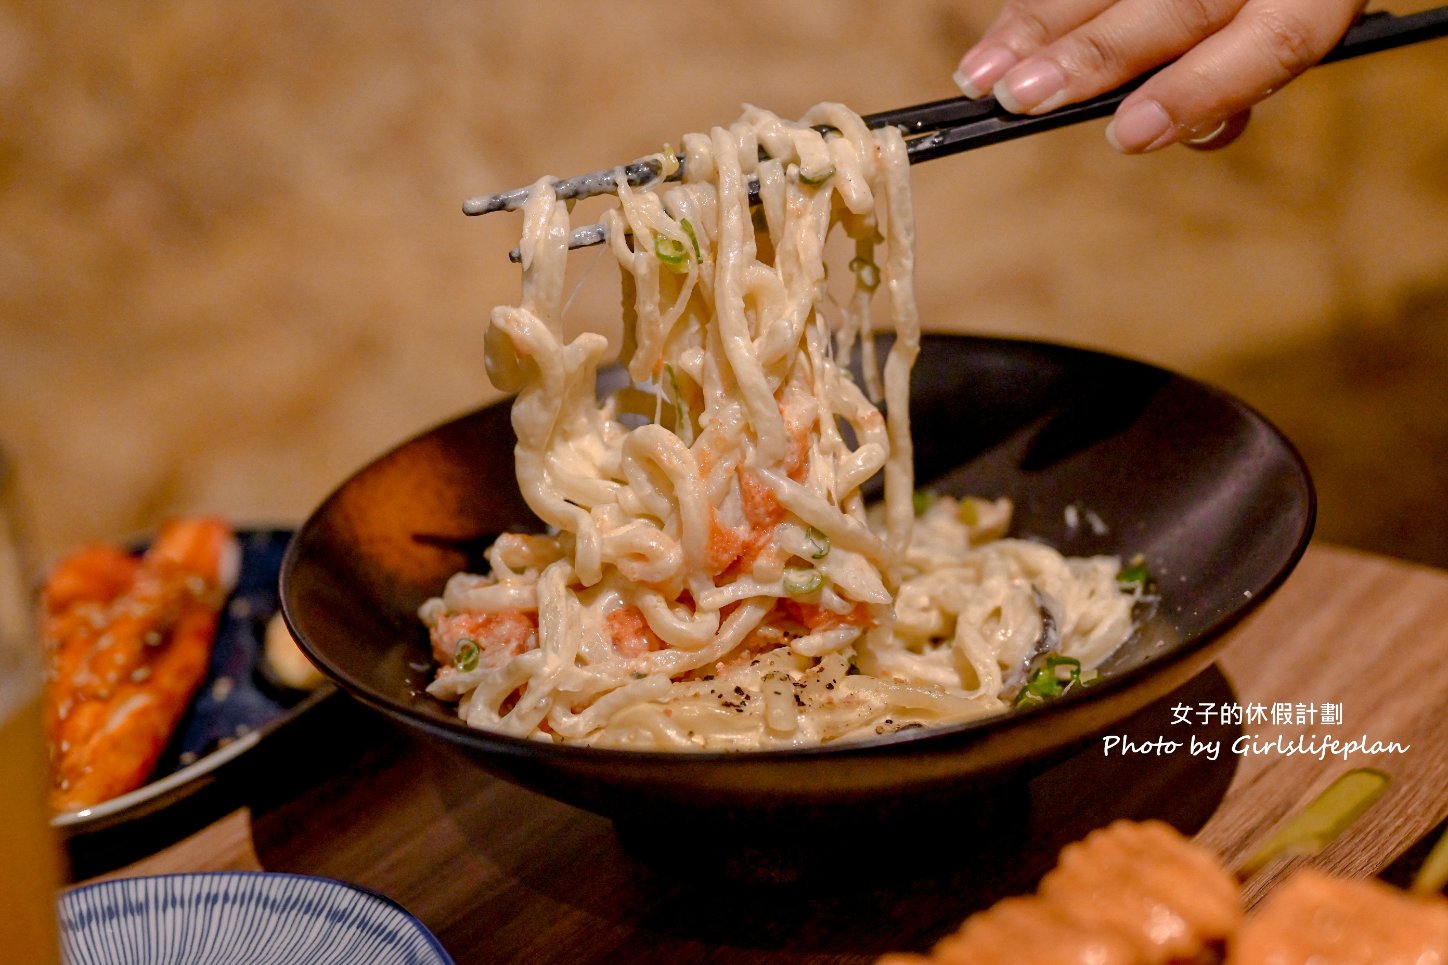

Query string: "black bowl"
[[280, 334, 1312, 836]]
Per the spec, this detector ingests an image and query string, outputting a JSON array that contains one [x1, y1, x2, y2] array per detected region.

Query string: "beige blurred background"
[[3, 0, 1448, 567]]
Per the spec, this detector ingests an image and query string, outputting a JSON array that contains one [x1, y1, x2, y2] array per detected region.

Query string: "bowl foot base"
[[612, 781, 1031, 888]]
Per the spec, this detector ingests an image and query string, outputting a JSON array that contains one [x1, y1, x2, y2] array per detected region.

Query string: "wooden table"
[[65, 544, 1448, 963]]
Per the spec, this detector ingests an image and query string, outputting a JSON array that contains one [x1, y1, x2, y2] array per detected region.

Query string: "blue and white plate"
[[60, 872, 454, 965]]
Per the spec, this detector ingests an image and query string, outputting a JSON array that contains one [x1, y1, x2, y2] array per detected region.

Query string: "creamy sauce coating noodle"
[[421, 104, 1138, 749]]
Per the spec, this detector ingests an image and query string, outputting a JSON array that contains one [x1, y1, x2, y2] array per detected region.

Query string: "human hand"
[[954, 0, 1366, 153]]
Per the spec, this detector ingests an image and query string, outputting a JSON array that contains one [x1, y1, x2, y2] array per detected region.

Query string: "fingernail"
[[953, 46, 1017, 99], [1105, 99, 1173, 153], [1185, 120, 1227, 145], [994, 59, 1068, 114]]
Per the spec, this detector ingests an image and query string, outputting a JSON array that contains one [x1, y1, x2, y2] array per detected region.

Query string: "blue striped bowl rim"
[[60, 871, 454, 965]]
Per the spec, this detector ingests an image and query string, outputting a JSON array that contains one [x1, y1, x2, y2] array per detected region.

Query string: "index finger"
[[956, 0, 1118, 97], [991, 0, 1247, 113]]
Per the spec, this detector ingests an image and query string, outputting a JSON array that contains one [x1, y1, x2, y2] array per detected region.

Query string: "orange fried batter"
[[44, 516, 239, 812], [878, 820, 1241, 965]]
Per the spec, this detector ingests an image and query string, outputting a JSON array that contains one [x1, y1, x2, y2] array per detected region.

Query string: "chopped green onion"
[[800, 164, 835, 185], [1013, 655, 1083, 707], [453, 638, 480, 672], [805, 526, 831, 560], [680, 218, 702, 262], [1240, 768, 1391, 876], [1029, 655, 1081, 696], [957, 496, 982, 526], [912, 489, 937, 516], [664, 363, 693, 444], [655, 235, 689, 273], [1411, 821, 1448, 896], [783, 568, 825, 598], [1117, 559, 1150, 587], [849, 256, 881, 291]]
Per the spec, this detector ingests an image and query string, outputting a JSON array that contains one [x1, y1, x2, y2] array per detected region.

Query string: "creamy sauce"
[[423, 104, 1137, 749]]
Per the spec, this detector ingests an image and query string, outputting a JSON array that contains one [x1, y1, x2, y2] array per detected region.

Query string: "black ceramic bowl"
[[280, 334, 1313, 836]]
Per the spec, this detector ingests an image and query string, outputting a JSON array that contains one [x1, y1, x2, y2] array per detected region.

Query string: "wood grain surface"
[[1199, 545, 1448, 905], [67, 543, 1448, 963]]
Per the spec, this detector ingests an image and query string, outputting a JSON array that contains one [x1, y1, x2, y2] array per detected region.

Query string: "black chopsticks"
[[466, 4, 1448, 260], [882, 4, 1448, 165]]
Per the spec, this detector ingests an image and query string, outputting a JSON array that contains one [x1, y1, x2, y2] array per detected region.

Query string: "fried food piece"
[[880, 815, 1448, 965], [1038, 819, 1242, 963], [878, 820, 1239, 965], [928, 896, 1139, 964], [44, 516, 239, 811], [1228, 867, 1448, 965]]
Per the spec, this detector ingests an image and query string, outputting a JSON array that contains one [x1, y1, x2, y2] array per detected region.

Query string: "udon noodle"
[[421, 103, 1138, 749]]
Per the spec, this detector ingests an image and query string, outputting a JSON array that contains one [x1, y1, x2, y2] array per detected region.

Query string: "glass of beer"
[[0, 446, 63, 961]]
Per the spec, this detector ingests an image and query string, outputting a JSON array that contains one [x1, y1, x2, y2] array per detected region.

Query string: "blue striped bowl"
[[60, 872, 453, 965]]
